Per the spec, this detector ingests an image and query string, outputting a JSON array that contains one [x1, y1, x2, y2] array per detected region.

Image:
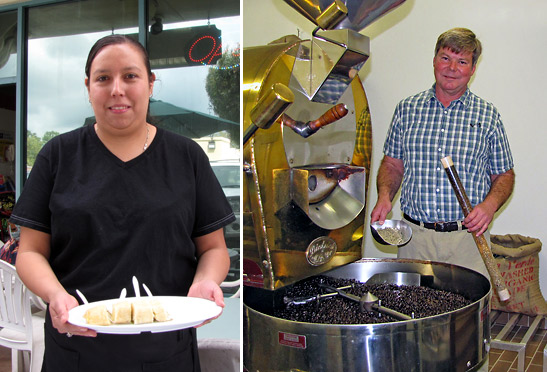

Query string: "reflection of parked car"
[[210, 160, 240, 248], [211, 160, 240, 295]]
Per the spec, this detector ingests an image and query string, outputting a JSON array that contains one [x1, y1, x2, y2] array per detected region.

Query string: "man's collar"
[[427, 84, 471, 107]]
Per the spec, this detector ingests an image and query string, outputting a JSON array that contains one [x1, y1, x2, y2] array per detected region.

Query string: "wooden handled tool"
[[441, 156, 510, 301], [308, 103, 348, 131], [283, 103, 348, 138]]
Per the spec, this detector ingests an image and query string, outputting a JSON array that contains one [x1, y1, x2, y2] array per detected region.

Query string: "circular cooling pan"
[[243, 258, 491, 372]]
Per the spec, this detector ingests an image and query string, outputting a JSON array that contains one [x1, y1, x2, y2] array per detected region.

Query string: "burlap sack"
[[490, 234, 547, 315]]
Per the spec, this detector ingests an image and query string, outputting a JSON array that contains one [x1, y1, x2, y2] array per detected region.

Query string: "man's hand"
[[465, 169, 515, 236], [371, 156, 404, 224], [370, 198, 393, 224], [463, 201, 496, 236]]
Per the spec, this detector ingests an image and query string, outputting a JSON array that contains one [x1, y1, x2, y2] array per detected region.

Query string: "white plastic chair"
[[220, 279, 240, 298], [0, 260, 45, 372], [198, 338, 240, 372]]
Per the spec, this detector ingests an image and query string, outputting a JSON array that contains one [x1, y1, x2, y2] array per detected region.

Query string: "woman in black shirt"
[[11, 34, 235, 371]]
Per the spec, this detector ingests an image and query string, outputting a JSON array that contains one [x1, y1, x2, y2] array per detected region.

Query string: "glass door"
[[0, 10, 17, 243]]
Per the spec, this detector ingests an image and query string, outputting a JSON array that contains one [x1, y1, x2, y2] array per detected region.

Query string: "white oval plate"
[[68, 296, 222, 334]]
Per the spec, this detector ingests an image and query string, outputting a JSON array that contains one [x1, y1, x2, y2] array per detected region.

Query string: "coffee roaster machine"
[[242, 1, 491, 371]]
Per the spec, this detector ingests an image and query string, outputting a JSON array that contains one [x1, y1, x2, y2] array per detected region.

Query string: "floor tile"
[[490, 360, 514, 372], [526, 364, 543, 372]]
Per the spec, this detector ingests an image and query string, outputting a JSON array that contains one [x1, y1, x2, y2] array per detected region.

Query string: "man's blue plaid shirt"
[[383, 85, 514, 223]]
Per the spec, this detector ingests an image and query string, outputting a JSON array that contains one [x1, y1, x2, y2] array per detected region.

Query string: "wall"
[[244, 0, 547, 294], [195, 136, 240, 162]]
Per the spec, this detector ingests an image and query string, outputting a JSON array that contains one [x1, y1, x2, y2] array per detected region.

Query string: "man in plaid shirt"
[[370, 28, 515, 278]]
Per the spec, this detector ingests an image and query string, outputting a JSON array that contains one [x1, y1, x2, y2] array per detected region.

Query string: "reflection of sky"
[[27, 16, 239, 137], [0, 54, 17, 79]]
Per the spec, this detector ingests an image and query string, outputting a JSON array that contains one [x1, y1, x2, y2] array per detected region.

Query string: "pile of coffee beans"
[[273, 276, 472, 324]]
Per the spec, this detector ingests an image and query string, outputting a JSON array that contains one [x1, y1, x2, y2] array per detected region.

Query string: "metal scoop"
[[284, 285, 352, 305], [318, 283, 412, 321], [370, 219, 412, 246]]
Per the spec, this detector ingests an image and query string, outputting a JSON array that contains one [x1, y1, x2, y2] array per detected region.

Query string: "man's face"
[[433, 47, 476, 99]]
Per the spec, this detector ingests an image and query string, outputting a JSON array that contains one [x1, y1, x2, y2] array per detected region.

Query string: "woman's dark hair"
[[85, 34, 154, 85]]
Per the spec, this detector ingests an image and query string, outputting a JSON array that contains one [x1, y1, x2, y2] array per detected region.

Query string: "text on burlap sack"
[[497, 256, 535, 312]]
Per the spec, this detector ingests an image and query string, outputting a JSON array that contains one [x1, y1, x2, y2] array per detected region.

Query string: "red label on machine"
[[278, 332, 306, 349]]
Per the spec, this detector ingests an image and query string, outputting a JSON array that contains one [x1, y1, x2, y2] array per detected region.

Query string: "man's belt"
[[403, 213, 467, 232]]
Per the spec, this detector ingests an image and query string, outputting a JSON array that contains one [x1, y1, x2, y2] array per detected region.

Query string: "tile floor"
[[0, 312, 546, 372], [489, 312, 547, 372]]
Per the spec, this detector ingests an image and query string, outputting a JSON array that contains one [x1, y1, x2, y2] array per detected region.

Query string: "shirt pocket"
[[449, 118, 490, 162]]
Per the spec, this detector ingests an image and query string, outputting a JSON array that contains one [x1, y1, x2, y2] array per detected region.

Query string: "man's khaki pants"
[[398, 221, 491, 372], [398, 221, 490, 279]]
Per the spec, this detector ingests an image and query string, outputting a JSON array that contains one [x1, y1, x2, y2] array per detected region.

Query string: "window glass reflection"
[[147, 0, 240, 294], [24, 0, 241, 290], [26, 0, 138, 171], [0, 11, 17, 79], [0, 11, 17, 231], [149, 15, 240, 153]]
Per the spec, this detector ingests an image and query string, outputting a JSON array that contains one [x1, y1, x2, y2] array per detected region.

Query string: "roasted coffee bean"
[[273, 276, 472, 324]]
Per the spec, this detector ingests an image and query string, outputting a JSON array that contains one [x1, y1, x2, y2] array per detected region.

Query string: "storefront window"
[[147, 0, 240, 292], [147, 2, 240, 153], [22, 0, 240, 291], [26, 0, 139, 172], [0, 11, 17, 80], [0, 11, 17, 242]]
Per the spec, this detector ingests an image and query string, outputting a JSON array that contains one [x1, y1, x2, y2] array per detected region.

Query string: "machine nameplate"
[[305, 236, 337, 266]]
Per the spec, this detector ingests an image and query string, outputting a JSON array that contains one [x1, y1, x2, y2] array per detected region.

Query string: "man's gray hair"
[[435, 28, 482, 66]]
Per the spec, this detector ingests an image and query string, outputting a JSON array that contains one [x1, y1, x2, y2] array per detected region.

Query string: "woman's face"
[[86, 43, 154, 132]]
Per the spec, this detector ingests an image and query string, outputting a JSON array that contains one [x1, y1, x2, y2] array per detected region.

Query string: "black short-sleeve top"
[[10, 125, 235, 302]]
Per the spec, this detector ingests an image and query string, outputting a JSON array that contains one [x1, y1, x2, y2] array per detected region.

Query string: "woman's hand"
[[188, 279, 225, 327], [188, 278, 225, 307], [189, 229, 230, 327], [48, 291, 97, 337], [16, 227, 96, 337]]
